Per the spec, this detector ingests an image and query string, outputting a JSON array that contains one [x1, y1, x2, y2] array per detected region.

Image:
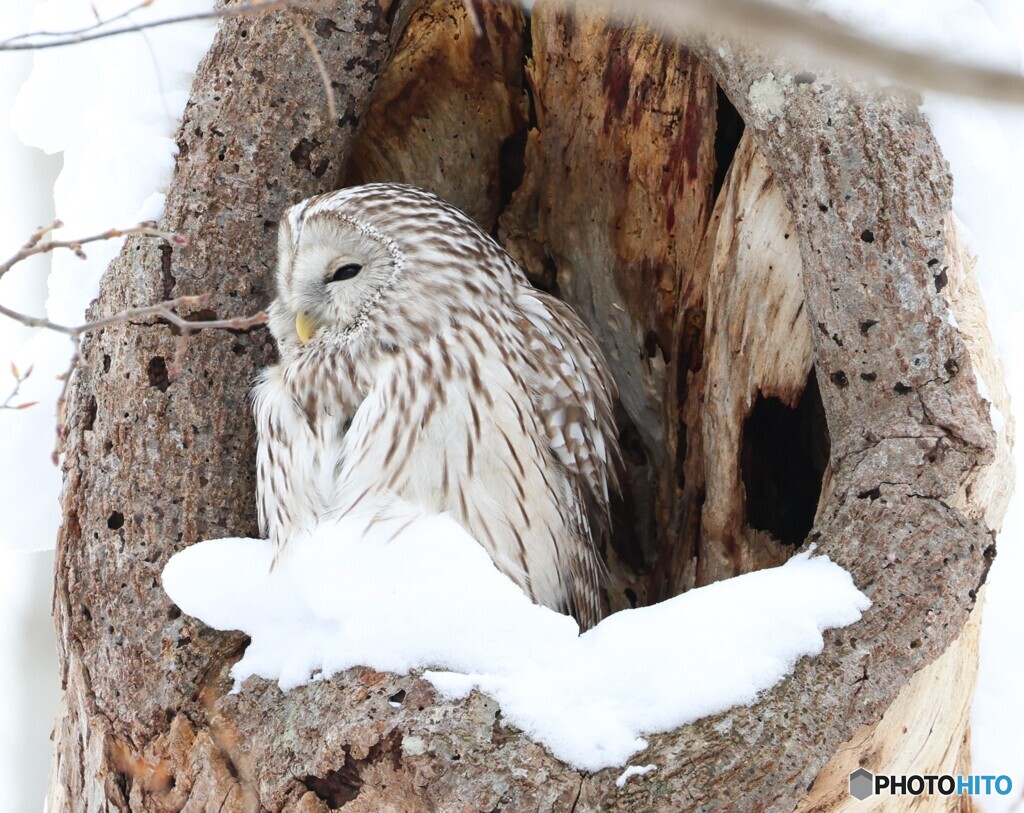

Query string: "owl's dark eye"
[[330, 263, 362, 282]]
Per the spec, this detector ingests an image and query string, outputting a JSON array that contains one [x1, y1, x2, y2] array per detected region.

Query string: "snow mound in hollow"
[[162, 502, 870, 771]]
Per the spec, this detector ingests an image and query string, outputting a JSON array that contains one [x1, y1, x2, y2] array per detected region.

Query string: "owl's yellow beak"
[[295, 312, 318, 343]]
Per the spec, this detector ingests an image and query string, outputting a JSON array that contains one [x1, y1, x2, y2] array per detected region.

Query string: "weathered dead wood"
[[49, 2, 1005, 811], [796, 214, 1014, 812], [661, 129, 820, 594], [344, 0, 528, 232], [499, 6, 719, 606]]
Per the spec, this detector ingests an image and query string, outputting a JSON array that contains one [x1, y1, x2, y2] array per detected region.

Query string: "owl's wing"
[[517, 288, 619, 509], [253, 364, 322, 549]]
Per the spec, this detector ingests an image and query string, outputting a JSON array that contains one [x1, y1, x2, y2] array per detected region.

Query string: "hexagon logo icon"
[[849, 768, 874, 801]]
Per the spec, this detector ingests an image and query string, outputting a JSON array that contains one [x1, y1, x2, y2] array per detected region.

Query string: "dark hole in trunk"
[[712, 85, 745, 200], [740, 368, 830, 545]]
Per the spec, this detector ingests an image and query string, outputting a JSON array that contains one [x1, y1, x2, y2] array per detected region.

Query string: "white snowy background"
[[1, 0, 1022, 810]]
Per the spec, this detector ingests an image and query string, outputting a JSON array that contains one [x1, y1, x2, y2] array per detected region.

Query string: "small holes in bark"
[[860, 229, 875, 243], [388, 689, 406, 705], [102, 354, 111, 373], [934, 267, 949, 291], [860, 372, 877, 382], [859, 319, 879, 335], [818, 202, 829, 212], [290, 138, 323, 174], [167, 605, 181, 620], [315, 17, 340, 38], [643, 330, 669, 362], [945, 358, 960, 377], [858, 487, 882, 501], [830, 370, 849, 388], [893, 382, 913, 394], [304, 733, 402, 807], [928, 258, 940, 266], [794, 71, 816, 84], [741, 369, 831, 545], [84, 395, 97, 431], [107, 511, 124, 530], [910, 639, 923, 649], [147, 356, 171, 392]]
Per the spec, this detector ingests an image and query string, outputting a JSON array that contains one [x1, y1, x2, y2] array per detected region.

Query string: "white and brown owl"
[[254, 183, 619, 629]]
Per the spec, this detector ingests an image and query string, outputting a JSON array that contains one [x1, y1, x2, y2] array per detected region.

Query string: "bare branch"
[[1, 0, 154, 46], [0, 221, 184, 282], [591, 0, 1024, 107], [0, 0, 329, 52], [0, 222, 267, 461]]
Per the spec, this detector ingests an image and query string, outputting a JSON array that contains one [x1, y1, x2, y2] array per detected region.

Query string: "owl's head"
[[269, 183, 518, 352]]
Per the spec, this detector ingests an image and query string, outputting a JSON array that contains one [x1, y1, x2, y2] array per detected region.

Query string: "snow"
[[0, 0, 216, 552], [11, 0, 217, 326], [163, 502, 870, 771], [615, 764, 657, 788]]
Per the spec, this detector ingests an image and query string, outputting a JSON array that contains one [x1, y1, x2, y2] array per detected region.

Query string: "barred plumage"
[[254, 183, 619, 629]]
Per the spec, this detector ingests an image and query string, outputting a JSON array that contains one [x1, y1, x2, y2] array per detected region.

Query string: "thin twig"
[[0, 0, 328, 51], [0, 363, 37, 411], [0, 221, 184, 282], [1, 0, 154, 45], [0, 293, 267, 343], [291, 13, 338, 124]]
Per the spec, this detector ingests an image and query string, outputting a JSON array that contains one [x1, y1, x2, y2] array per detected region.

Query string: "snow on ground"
[[163, 502, 870, 771]]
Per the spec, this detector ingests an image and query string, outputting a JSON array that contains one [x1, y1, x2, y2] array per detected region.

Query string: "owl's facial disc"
[[278, 213, 396, 348]]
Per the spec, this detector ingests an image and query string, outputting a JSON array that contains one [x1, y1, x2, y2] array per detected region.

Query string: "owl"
[[253, 183, 619, 630]]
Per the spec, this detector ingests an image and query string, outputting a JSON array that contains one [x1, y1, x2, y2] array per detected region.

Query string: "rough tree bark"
[[48, 0, 1012, 811]]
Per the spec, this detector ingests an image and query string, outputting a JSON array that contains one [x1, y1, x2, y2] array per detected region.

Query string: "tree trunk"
[[49, 1, 1011, 811]]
